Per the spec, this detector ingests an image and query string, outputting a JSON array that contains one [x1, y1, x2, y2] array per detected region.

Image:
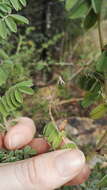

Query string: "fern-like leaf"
[[0, 0, 28, 38], [43, 122, 63, 149], [0, 80, 34, 117], [43, 122, 77, 150]]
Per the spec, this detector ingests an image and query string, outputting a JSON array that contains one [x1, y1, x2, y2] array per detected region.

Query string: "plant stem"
[[16, 35, 23, 54], [97, 14, 107, 96], [49, 104, 59, 132], [97, 14, 103, 52]]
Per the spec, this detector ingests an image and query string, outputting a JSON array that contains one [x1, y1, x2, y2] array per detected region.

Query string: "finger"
[[28, 137, 76, 155], [29, 138, 50, 154], [4, 117, 36, 150], [65, 164, 90, 186], [0, 149, 85, 190]]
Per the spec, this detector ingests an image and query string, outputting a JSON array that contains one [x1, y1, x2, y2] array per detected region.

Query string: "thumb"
[[0, 149, 85, 190]]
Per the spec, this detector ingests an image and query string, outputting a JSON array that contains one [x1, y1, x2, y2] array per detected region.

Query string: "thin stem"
[[97, 14, 107, 96], [48, 104, 70, 145], [97, 14, 103, 52], [16, 35, 23, 54], [49, 104, 59, 132], [104, 71, 107, 96]]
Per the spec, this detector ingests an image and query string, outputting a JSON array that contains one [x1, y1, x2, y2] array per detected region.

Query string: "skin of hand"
[[0, 117, 90, 190]]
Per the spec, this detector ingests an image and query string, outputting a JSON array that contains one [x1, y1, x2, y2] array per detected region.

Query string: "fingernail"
[[55, 150, 85, 178], [9, 134, 23, 148]]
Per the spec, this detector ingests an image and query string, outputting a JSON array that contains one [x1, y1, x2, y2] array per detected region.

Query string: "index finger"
[[4, 117, 36, 150]]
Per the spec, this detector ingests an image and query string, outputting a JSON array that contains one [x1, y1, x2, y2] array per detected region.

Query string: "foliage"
[[0, 0, 29, 39], [43, 122, 77, 150], [63, 0, 107, 121], [0, 80, 34, 132], [0, 0, 107, 189], [0, 146, 37, 163], [0, 80, 33, 116], [61, 1, 107, 188]]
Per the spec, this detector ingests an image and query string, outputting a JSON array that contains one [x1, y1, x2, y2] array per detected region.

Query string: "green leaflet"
[[96, 51, 107, 72], [44, 122, 63, 149], [0, 67, 8, 86], [0, 98, 8, 116], [84, 8, 97, 30], [10, 89, 20, 108], [0, 20, 7, 39], [15, 89, 23, 103], [90, 104, 107, 119], [2, 96, 10, 113], [65, 0, 75, 11], [52, 132, 65, 149], [68, 0, 89, 19], [9, 0, 20, 11], [5, 91, 16, 110], [81, 92, 101, 108], [91, 0, 102, 14], [19, 86, 34, 95], [5, 16, 17, 33], [19, 0, 27, 7], [61, 143, 77, 149], [23, 146, 37, 158], [52, 135, 62, 149], [97, 174, 107, 188], [3, 0, 12, 7], [0, 49, 8, 60], [78, 74, 101, 92], [16, 80, 33, 87], [0, 3, 11, 13], [10, 14, 29, 24], [90, 81, 101, 93]]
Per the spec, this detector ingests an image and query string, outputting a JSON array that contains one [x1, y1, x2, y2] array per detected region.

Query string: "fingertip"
[[4, 117, 36, 150], [29, 138, 50, 154], [29, 149, 86, 189], [65, 164, 90, 186], [55, 149, 85, 178]]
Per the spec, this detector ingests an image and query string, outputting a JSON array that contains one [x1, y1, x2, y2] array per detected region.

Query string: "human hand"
[[0, 117, 90, 190]]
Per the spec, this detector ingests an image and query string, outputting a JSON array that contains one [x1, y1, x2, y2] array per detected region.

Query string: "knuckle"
[[26, 158, 37, 186], [15, 159, 37, 189], [15, 158, 51, 190]]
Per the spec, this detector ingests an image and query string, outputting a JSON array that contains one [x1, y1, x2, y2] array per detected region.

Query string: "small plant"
[[0, 0, 77, 166], [0, 79, 39, 162], [43, 121, 77, 150], [63, 0, 107, 188], [0, 0, 29, 39], [0, 0, 38, 162], [0, 1, 107, 189], [0, 146, 37, 163], [0, 80, 34, 132]]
